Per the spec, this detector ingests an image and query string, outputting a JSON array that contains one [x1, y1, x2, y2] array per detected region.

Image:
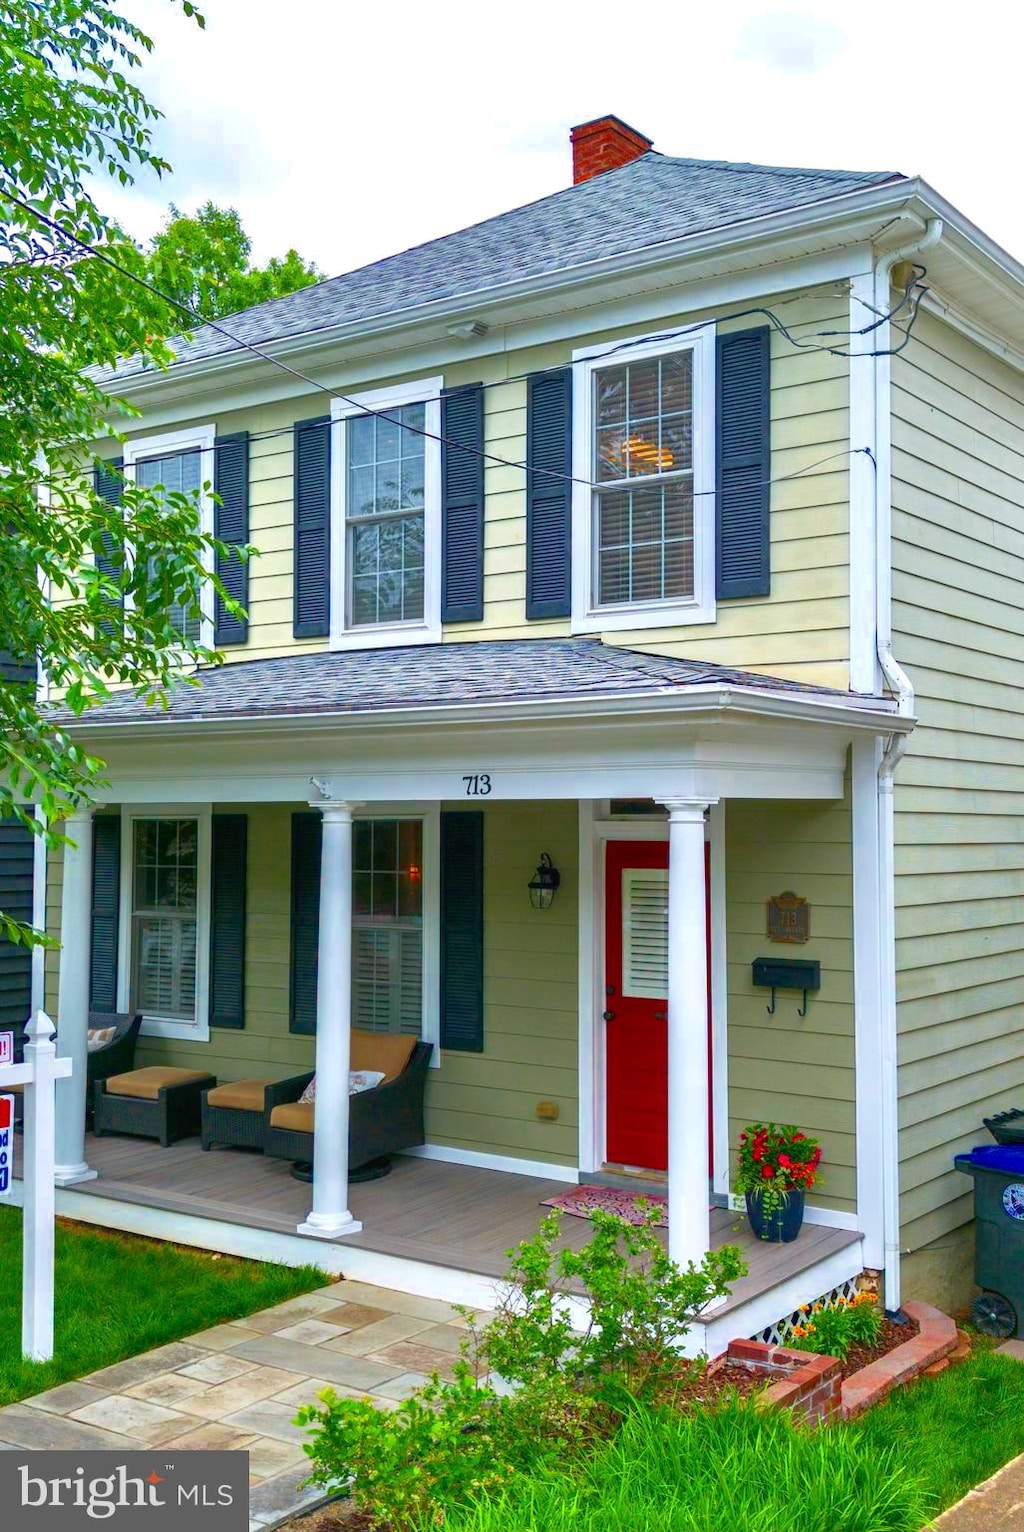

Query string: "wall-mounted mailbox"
[[752, 957, 821, 1017]]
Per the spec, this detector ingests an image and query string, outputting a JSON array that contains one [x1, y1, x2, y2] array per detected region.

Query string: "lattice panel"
[[752, 1277, 862, 1347]]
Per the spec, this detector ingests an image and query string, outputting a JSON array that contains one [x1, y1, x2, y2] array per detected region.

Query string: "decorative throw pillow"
[[86, 1026, 117, 1053], [298, 1070, 385, 1105]]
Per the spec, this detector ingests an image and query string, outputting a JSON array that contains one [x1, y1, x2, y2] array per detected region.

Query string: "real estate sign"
[[0, 1094, 13, 1196], [0, 1030, 13, 1066]]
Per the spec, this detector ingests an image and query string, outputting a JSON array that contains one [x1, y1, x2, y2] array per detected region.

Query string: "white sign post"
[[0, 1010, 71, 1361]]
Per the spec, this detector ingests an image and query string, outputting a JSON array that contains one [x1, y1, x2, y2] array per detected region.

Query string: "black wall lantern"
[[528, 853, 561, 910]]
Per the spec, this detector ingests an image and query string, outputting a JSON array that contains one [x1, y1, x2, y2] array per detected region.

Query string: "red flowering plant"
[[735, 1123, 822, 1225]]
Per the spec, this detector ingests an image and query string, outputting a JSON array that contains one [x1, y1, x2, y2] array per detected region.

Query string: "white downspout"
[[873, 217, 942, 1312]]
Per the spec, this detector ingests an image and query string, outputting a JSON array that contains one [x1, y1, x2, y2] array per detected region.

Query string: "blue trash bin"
[[954, 1144, 1024, 1337]]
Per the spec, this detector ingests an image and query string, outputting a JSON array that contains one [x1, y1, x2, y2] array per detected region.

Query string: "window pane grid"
[[131, 817, 198, 1022], [592, 350, 696, 608], [347, 404, 426, 628], [351, 818, 424, 1037], [136, 451, 203, 642]]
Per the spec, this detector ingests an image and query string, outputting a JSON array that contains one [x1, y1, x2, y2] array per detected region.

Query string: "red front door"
[[604, 839, 712, 1172]]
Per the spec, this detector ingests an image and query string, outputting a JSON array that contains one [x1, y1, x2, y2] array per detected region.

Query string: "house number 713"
[[462, 774, 492, 797]]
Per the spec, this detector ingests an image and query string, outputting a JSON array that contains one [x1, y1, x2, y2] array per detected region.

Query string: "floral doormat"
[[541, 1184, 669, 1226]]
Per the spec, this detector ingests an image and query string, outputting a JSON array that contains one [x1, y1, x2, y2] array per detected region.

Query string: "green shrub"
[[297, 1208, 746, 1528], [470, 1207, 746, 1408], [788, 1292, 883, 1363]]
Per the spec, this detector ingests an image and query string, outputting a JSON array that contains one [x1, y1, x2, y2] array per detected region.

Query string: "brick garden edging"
[[726, 1299, 958, 1425], [840, 1299, 957, 1417], [726, 1339, 842, 1425]]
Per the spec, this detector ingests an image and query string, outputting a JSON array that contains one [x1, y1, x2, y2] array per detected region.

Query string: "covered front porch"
[[40, 640, 908, 1347], [14, 1130, 862, 1353]]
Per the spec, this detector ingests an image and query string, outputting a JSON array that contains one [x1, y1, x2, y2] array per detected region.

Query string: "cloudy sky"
[[109, 1, 1021, 278]]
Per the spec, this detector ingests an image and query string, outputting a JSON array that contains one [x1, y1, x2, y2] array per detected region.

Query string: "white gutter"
[[872, 217, 943, 1313]]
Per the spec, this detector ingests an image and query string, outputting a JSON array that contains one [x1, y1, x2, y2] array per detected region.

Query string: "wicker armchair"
[[264, 1040, 432, 1172], [11, 1010, 142, 1126]]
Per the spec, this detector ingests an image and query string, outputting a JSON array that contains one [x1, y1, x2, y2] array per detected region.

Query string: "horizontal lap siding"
[[159, 286, 849, 686], [50, 802, 579, 1168], [892, 309, 1024, 1262], [725, 793, 856, 1213], [447, 288, 849, 687]]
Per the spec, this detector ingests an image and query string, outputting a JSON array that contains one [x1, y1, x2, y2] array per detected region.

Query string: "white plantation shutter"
[[135, 914, 197, 1018], [352, 925, 423, 1036], [622, 868, 669, 999]]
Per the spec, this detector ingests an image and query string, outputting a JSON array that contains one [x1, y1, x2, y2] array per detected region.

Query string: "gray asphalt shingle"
[[55, 639, 878, 729], [104, 151, 901, 381]]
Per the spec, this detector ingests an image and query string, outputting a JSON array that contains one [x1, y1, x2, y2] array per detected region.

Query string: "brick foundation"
[[728, 1298, 958, 1424]]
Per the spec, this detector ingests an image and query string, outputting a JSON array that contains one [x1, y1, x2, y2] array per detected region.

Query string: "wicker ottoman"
[[201, 1079, 272, 1151], [94, 1067, 217, 1147]]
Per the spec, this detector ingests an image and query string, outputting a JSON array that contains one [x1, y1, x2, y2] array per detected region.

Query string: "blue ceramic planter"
[[745, 1187, 805, 1242]]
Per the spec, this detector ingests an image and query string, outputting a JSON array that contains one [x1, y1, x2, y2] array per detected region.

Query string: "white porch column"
[[660, 798, 716, 1268], [54, 808, 97, 1185], [297, 799, 362, 1239]]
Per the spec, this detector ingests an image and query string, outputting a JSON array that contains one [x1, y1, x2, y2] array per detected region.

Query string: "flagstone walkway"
[[0, 1279, 484, 1531]]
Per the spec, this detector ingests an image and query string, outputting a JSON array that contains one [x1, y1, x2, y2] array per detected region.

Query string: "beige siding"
[[115, 284, 850, 688], [892, 307, 1024, 1279], [725, 791, 856, 1215]]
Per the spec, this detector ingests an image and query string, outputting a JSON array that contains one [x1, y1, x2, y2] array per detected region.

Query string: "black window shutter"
[[289, 811, 321, 1034], [293, 416, 331, 638], [214, 432, 249, 645], [526, 368, 572, 619], [89, 813, 121, 1012], [439, 811, 484, 1052], [716, 327, 771, 599], [94, 459, 125, 632], [0, 654, 35, 686], [441, 384, 484, 623], [0, 818, 34, 1032], [209, 813, 247, 1029]]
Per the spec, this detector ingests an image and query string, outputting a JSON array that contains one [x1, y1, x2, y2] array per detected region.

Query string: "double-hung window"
[[123, 810, 212, 1039], [351, 818, 424, 1036], [330, 379, 442, 648], [571, 328, 715, 632], [123, 425, 216, 647]]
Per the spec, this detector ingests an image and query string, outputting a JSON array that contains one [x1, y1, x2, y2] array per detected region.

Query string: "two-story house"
[[17, 116, 1024, 1350]]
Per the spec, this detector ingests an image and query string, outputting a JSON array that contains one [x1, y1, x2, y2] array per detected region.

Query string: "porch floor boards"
[[36, 1134, 859, 1318]]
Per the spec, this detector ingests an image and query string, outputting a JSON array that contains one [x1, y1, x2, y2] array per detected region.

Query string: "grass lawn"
[[429, 1347, 1024, 1532], [0, 1206, 325, 1406]]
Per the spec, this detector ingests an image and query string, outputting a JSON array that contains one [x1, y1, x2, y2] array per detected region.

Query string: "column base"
[[296, 1212, 363, 1240], [53, 1163, 98, 1187]]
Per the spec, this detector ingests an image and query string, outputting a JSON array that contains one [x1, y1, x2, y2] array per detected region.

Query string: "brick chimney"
[[570, 115, 653, 185]]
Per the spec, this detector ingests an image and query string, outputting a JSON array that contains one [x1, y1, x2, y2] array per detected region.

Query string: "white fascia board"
[[60, 682, 910, 746]]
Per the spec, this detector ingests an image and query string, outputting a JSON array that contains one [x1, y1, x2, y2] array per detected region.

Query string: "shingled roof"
[[56, 639, 889, 729], [107, 151, 902, 382]]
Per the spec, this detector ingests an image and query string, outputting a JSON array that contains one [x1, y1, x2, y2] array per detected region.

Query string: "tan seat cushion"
[[270, 1101, 314, 1134], [205, 1078, 270, 1112], [350, 1030, 416, 1083], [105, 1067, 211, 1101]]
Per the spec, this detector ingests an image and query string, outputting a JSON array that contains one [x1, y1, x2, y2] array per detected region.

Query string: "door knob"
[[654, 1010, 667, 1020], [603, 1010, 616, 1022]]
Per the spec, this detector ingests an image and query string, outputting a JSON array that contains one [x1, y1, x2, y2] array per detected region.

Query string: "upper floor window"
[[571, 327, 715, 634], [331, 379, 442, 649], [123, 425, 216, 647]]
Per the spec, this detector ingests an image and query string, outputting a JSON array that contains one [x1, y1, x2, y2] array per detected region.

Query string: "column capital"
[[658, 798, 718, 822], [307, 798, 363, 822], [63, 805, 94, 829]]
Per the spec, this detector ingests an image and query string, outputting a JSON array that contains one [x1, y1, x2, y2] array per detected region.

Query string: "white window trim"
[[115, 804, 212, 1042], [122, 424, 217, 650], [570, 326, 716, 634], [352, 802, 441, 1067], [330, 378, 443, 650]]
